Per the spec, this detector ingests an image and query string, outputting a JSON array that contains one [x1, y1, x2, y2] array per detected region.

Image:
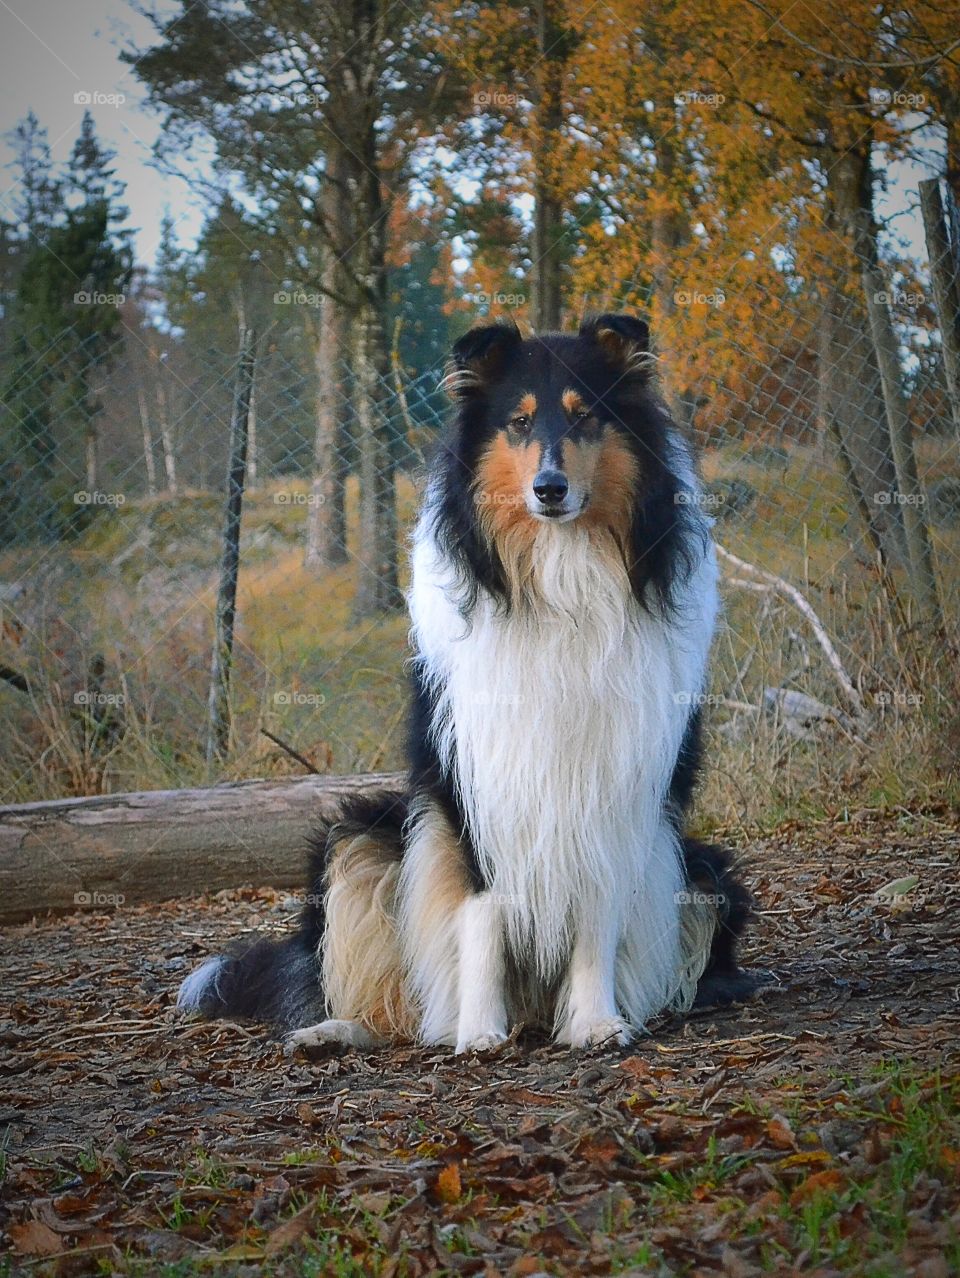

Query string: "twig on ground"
[[716, 544, 865, 718], [259, 728, 319, 775]]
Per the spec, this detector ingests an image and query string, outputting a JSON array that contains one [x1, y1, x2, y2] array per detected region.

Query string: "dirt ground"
[[2, 806, 959, 1276]]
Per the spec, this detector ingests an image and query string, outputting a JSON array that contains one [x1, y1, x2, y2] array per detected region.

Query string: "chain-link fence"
[[1, 219, 959, 822]]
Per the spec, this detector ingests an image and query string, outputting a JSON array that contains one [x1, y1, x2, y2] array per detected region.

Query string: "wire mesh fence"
[[1, 224, 959, 820]]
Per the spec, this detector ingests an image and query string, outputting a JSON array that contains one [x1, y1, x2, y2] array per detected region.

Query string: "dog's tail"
[[682, 836, 765, 1006], [176, 789, 408, 1029]]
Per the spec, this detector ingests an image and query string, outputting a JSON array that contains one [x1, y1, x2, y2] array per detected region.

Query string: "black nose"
[[533, 469, 569, 504]]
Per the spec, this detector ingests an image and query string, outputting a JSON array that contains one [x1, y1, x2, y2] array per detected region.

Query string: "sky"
[[0, 0, 210, 265], [0, 0, 945, 273]]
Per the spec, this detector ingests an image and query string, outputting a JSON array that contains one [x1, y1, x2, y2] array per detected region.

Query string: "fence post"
[[919, 177, 960, 440], [862, 269, 942, 629], [206, 327, 257, 769]]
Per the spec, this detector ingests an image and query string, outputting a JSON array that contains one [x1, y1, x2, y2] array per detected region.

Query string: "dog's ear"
[[443, 319, 522, 399], [580, 313, 652, 378]]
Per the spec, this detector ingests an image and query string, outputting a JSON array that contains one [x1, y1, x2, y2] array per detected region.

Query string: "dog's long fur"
[[179, 314, 760, 1052]]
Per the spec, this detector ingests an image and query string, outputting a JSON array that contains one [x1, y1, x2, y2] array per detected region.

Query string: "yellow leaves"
[[776, 1149, 833, 1171]]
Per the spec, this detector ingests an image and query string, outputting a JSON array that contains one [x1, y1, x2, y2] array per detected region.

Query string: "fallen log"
[[0, 772, 404, 924]]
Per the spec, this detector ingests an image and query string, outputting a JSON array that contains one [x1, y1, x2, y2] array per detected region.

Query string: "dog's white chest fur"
[[409, 510, 719, 980]]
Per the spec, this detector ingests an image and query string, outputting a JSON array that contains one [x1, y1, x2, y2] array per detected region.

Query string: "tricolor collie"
[[179, 314, 758, 1052]]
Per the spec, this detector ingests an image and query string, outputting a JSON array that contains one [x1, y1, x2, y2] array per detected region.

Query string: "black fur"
[[682, 837, 764, 1006], [433, 313, 707, 618], [669, 705, 704, 820], [187, 934, 325, 1029], [407, 657, 487, 892], [183, 315, 761, 1033]]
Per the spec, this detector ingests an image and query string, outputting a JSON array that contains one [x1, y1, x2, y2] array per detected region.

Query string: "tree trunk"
[[137, 389, 158, 498], [352, 301, 402, 616], [206, 329, 256, 768], [919, 177, 960, 439], [0, 771, 404, 923], [85, 428, 97, 494], [247, 378, 258, 488], [530, 0, 569, 332], [817, 298, 893, 566], [347, 128, 402, 617], [863, 271, 942, 627], [821, 148, 905, 567], [305, 296, 349, 569], [305, 159, 350, 571], [156, 377, 177, 494], [650, 125, 696, 430]]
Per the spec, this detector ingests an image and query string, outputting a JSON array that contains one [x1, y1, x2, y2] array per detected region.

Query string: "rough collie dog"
[[179, 313, 759, 1052]]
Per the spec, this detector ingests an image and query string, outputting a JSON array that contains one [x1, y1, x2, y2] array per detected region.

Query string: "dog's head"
[[444, 314, 656, 530]]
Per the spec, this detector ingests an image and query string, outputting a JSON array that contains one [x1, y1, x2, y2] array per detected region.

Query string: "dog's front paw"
[[455, 1030, 508, 1055], [564, 1015, 633, 1049]]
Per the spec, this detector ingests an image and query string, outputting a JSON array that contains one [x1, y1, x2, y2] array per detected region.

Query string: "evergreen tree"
[[7, 111, 60, 242], [0, 114, 132, 543]]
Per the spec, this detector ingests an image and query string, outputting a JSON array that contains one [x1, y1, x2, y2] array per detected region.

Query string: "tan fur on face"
[[474, 433, 542, 598], [322, 830, 415, 1038], [581, 433, 639, 546], [515, 392, 537, 419], [474, 427, 640, 598], [561, 388, 586, 415], [562, 437, 602, 501]]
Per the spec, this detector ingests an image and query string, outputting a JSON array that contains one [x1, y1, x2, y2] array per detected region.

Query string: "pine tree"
[[0, 113, 132, 542]]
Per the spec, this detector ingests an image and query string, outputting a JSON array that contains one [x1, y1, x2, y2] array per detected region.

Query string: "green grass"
[[647, 1134, 756, 1205], [763, 1065, 960, 1272]]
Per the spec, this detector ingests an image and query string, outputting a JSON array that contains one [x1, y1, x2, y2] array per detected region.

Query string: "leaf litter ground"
[[2, 806, 959, 1276]]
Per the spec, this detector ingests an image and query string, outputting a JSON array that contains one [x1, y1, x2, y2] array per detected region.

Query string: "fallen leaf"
[[435, 1162, 462, 1203], [8, 1220, 64, 1257], [789, 1169, 845, 1206], [265, 1202, 316, 1256], [766, 1116, 796, 1150]]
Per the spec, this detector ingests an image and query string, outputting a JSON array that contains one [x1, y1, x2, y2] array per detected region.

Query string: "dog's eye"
[[510, 415, 532, 435], [575, 409, 593, 422]]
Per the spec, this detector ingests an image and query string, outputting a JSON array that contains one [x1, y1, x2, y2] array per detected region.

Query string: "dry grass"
[[1, 443, 958, 826]]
